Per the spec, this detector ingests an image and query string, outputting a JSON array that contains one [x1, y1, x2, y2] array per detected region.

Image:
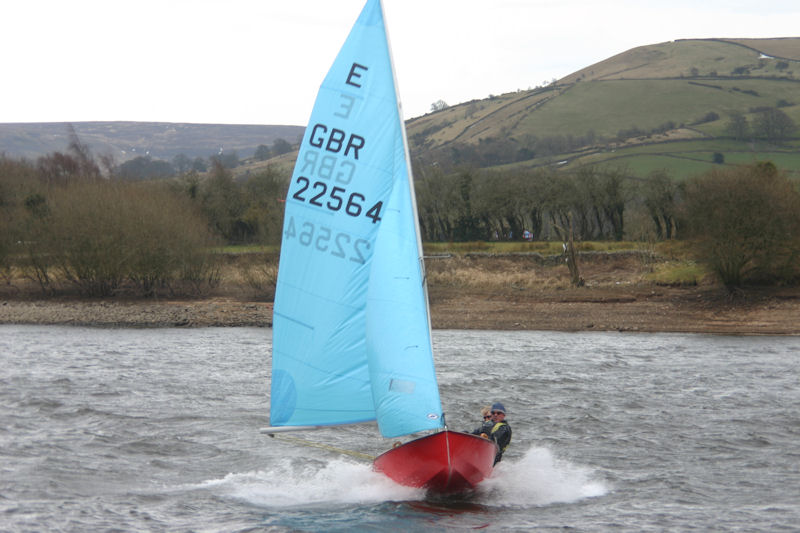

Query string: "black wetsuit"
[[489, 421, 511, 465]]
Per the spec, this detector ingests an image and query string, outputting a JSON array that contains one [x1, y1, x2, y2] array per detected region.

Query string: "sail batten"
[[270, 0, 442, 437]]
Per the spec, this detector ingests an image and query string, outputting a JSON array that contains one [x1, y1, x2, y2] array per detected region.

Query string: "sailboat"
[[261, 0, 497, 493]]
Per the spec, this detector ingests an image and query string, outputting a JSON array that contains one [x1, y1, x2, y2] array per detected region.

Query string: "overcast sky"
[[3, 0, 799, 126]]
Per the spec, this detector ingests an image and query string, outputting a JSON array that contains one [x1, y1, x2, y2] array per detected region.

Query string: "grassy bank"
[[2, 241, 709, 302], [5, 242, 800, 334]]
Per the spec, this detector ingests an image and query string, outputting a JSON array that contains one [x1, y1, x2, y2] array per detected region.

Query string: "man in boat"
[[487, 402, 512, 465]]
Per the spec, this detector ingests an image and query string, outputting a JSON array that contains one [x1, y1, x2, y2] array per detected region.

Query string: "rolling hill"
[[0, 122, 304, 163], [405, 37, 800, 179]]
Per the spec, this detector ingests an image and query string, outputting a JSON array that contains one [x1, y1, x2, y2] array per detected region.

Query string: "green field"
[[571, 142, 800, 178]]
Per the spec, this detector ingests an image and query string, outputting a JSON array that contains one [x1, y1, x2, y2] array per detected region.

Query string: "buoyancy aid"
[[490, 421, 511, 453]]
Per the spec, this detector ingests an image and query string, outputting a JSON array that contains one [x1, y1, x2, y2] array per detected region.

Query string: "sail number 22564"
[[283, 216, 370, 264], [292, 176, 383, 224]]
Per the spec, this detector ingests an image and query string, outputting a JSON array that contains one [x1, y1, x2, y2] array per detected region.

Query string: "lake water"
[[1, 325, 798, 531]]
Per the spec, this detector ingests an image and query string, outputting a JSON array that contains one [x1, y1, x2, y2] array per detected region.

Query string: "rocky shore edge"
[[2, 286, 799, 335]]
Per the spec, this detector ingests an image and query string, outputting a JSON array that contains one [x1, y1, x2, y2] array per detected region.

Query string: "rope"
[[269, 433, 376, 462]]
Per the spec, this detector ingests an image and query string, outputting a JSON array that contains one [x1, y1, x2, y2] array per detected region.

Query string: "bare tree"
[[430, 100, 449, 113]]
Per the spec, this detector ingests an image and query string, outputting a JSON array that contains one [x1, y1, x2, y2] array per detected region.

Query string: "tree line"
[[414, 161, 800, 286], [2, 136, 799, 294], [0, 136, 287, 297], [416, 165, 674, 243]]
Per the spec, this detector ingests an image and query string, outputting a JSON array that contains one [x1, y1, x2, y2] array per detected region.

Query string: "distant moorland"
[[0, 122, 304, 163]]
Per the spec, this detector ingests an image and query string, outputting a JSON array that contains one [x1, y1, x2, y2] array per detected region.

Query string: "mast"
[[378, 0, 435, 339]]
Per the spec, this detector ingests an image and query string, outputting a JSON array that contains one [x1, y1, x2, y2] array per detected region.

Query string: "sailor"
[[471, 405, 494, 436], [487, 402, 512, 465]]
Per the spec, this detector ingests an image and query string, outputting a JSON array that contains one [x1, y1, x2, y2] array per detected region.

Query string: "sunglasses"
[[491, 411, 504, 415], [483, 415, 491, 419]]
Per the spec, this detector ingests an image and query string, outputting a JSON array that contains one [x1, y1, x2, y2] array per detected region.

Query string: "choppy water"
[[1, 325, 798, 531]]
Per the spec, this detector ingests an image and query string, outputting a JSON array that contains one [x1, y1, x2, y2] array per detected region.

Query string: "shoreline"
[[2, 285, 799, 335]]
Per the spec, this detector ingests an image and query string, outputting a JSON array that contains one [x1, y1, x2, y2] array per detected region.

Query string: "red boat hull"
[[373, 430, 497, 493]]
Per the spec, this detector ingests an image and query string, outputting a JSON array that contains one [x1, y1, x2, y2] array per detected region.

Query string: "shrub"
[[121, 183, 221, 295], [28, 181, 220, 297], [682, 162, 800, 287]]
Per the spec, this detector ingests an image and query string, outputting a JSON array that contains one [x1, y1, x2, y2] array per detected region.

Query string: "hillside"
[[405, 37, 800, 179], [0, 121, 304, 162]]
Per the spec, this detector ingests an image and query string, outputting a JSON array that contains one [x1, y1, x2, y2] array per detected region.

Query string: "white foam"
[[481, 446, 609, 506], [199, 446, 607, 508], [202, 459, 423, 507]]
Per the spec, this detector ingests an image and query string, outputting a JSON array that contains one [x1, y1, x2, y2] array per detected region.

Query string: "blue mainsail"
[[270, 0, 443, 439]]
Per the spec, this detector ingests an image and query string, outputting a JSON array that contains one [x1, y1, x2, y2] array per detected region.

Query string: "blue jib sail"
[[270, 0, 443, 439]]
